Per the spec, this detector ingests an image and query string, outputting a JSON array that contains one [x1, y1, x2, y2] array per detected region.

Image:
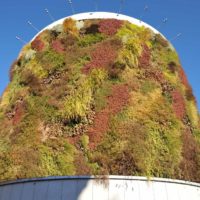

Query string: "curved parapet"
[[31, 12, 165, 41], [0, 176, 200, 200]]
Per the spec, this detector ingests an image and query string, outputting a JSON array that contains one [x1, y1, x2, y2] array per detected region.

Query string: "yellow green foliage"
[[80, 134, 89, 150], [63, 69, 107, 121], [140, 80, 158, 94], [78, 33, 105, 47], [186, 101, 199, 127], [26, 58, 48, 78], [93, 88, 182, 178], [152, 44, 179, 70], [19, 44, 32, 58], [63, 18, 78, 34], [36, 49, 65, 74], [63, 78, 93, 121], [116, 22, 151, 69], [0, 74, 26, 109], [117, 23, 152, 45], [39, 140, 76, 176]]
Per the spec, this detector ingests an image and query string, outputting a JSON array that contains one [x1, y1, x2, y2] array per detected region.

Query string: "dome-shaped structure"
[[0, 12, 200, 198]]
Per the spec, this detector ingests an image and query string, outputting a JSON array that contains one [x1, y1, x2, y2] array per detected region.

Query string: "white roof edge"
[[31, 12, 166, 42], [1, 175, 200, 187]]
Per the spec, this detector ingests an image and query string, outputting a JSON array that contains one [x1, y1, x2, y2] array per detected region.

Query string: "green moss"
[[94, 81, 112, 111], [80, 134, 89, 150], [117, 22, 143, 39], [26, 95, 60, 123], [117, 24, 143, 69], [36, 49, 65, 74], [0, 73, 25, 109], [152, 44, 179, 72], [140, 80, 158, 95], [0, 139, 10, 153], [117, 22, 152, 46], [39, 140, 76, 176], [26, 58, 48, 79], [186, 101, 199, 128], [0, 152, 13, 180], [75, 55, 91, 67], [63, 79, 93, 121], [144, 118, 182, 177], [93, 89, 182, 178], [63, 69, 107, 121], [78, 33, 105, 47]]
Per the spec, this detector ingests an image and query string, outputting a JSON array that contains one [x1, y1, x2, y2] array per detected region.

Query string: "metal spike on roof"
[[119, 0, 125, 14], [27, 21, 39, 32], [15, 36, 27, 44], [139, 5, 149, 22], [45, 8, 55, 22], [170, 33, 182, 42], [158, 17, 168, 30], [67, 0, 75, 14], [94, 0, 98, 11]]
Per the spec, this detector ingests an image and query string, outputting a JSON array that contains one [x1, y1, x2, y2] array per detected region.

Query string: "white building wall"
[[0, 176, 200, 200]]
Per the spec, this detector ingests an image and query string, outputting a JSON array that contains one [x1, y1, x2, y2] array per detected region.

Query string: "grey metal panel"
[[62, 180, 77, 200], [21, 182, 35, 200], [46, 180, 63, 200], [0, 185, 12, 200], [0, 186, 3, 200], [10, 183, 23, 200], [33, 181, 49, 200]]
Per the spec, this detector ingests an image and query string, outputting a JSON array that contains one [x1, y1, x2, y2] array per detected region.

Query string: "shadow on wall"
[[0, 177, 90, 200]]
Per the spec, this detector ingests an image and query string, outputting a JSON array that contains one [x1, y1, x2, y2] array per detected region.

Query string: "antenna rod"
[[170, 33, 182, 42], [158, 17, 168, 29], [94, 0, 98, 11], [140, 5, 148, 21], [67, 0, 75, 15], [119, 0, 125, 14], [45, 8, 55, 22], [16, 36, 27, 44], [27, 21, 39, 32]]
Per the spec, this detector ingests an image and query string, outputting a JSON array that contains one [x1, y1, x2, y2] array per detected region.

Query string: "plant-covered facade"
[[0, 17, 200, 182]]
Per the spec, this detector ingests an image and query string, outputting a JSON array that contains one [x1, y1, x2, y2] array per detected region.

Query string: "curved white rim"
[[0, 175, 200, 187], [31, 11, 165, 41]]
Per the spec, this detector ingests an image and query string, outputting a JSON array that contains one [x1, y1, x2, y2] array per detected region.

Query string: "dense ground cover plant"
[[0, 18, 199, 183]]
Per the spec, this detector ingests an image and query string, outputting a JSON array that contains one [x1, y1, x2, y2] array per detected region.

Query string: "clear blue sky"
[[0, 0, 200, 111]]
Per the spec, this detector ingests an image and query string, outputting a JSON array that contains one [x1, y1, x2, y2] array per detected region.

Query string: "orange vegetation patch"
[[178, 67, 190, 88], [12, 102, 25, 125], [87, 84, 130, 149], [82, 39, 122, 74], [98, 19, 123, 36], [31, 36, 45, 52], [67, 135, 81, 146], [138, 44, 151, 68], [180, 128, 200, 182], [51, 39, 65, 53], [171, 89, 186, 120]]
